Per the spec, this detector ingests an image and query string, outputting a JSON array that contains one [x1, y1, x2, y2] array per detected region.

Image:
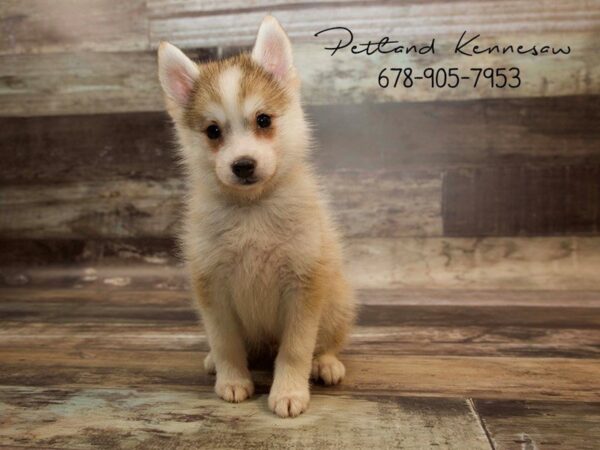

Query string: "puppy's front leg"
[[194, 280, 254, 403], [269, 284, 322, 418]]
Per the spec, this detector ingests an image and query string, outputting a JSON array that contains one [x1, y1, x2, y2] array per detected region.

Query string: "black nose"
[[231, 158, 256, 179]]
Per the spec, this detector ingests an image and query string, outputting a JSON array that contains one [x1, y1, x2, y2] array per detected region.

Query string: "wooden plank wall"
[[1, 0, 600, 268]]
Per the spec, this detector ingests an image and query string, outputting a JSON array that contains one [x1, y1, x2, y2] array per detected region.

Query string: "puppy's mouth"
[[237, 176, 259, 186]]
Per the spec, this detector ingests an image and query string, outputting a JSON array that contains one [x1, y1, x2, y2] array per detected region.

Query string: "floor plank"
[[474, 399, 600, 450], [1, 321, 598, 358], [0, 348, 597, 401], [0, 386, 491, 449]]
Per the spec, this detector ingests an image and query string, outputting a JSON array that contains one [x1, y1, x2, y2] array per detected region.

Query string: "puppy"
[[157, 15, 356, 418]]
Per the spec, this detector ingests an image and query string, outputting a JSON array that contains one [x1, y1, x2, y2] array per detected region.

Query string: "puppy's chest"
[[210, 217, 299, 339]]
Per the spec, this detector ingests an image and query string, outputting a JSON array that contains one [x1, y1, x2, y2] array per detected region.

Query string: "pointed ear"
[[158, 42, 199, 107], [251, 15, 294, 81]]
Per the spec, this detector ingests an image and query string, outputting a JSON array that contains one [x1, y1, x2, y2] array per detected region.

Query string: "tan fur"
[[158, 16, 355, 418]]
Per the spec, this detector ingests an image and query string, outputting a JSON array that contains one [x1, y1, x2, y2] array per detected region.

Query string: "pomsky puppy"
[[157, 15, 356, 418]]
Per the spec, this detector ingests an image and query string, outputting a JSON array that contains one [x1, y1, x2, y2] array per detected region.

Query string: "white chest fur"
[[188, 194, 323, 346]]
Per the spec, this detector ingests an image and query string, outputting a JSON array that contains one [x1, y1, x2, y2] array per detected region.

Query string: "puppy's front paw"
[[215, 377, 254, 403], [268, 387, 309, 418], [311, 354, 345, 385]]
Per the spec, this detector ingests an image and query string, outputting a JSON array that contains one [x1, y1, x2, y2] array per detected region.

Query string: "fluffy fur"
[[158, 15, 356, 418]]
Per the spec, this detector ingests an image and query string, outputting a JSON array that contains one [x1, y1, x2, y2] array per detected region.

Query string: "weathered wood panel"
[[3, 96, 599, 184], [149, 1, 600, 47], [2, 320, 598, 358], [475, 399, 600, 450], [0, 285, 598, 358], [0, 348, 597, 400], [344, 237, 600, 290], [443, 165, 600, 236], [148, 0, 352, 15], [0, 387, 491, 449], [3, 285, 599, 307], [1, 32, 598, 116], [0, 0, 149, 55], [4, 237, 600, 289], [2, 294, 598, 330], [0, 172, 441, 239]]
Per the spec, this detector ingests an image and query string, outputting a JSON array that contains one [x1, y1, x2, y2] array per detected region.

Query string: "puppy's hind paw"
[[204, 352, 216, 375], [311, 354, 345, 385]]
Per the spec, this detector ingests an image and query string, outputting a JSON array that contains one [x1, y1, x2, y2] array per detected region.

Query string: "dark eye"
[[256, 113, 271, 129], [205, 124, 221, 140]]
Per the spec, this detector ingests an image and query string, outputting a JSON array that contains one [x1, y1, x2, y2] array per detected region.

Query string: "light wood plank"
[[474, 399, 600, 450], [345, 237, 600, 290], [0, 0, 149, 55], [147, 0, 360, 16], [1, 32, 598, 116], [0, 386, 491, 449], [0, 349, 597, 401], [149, 1, 600, 47], [0, 171, 442, 239]]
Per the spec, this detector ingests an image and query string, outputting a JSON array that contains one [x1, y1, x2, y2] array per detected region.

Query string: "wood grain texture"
[[344, 237, 600, 290], [0, 286, 598, 358], [0, 0, 149, 55], [0, 387, 491, 449], [149, 1, 600, 47], [2, 321, 598, 358], [0, 348, 597, 401], [0, 172, 441, 239], [474, 399, 600, 450], [443, 165, 600, 236], [3, 96, 599, 183], [1, 32, 598, 116], [4, 236, 600, 289]]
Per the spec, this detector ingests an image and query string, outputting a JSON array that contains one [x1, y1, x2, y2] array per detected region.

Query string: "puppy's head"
[[158, 16, 308, 200]]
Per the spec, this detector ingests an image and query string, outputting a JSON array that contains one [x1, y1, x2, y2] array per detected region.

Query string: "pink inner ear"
[[260, 35, 288, 80], [169, 68, 194, 105]]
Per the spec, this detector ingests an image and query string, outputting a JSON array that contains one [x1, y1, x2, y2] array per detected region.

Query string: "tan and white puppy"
[[157, 15, 356, 418]]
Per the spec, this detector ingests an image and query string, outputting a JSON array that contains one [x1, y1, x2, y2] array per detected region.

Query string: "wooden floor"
[[0, 264, 599, 449], [0, 267, 600, 449]]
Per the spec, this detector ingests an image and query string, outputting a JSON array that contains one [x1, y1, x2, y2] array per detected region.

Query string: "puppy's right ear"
[[158, 42, 199, 107]]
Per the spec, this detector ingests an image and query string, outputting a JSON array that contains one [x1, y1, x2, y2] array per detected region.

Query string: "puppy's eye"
[[256, 113, 271, 129], [205, 124, 221, 140]]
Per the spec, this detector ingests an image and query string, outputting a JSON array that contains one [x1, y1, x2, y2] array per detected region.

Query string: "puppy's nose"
[[231, 158, 256, 179]]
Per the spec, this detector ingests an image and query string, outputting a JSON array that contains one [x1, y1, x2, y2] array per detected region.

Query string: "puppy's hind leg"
[[204, 352, 216, 375], [312, 272, 355, 386]]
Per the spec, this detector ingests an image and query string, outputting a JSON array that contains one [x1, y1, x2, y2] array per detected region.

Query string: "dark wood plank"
[[1, 296, 598, 330], [0, 386, 491, 449], [1, 319, 598, 358], [5, 236, 600, 290], [443, 165, 600, 236], [2, 96, 599, 184], [474, 399, 600, 450]]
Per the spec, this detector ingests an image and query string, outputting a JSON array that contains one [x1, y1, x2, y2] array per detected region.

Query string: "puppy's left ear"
[[252, 15, 295, 82], [158, 42, 199, 108]]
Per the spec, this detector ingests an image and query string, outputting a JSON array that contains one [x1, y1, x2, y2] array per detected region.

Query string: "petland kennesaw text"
[[314, 28, 572, 57]]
